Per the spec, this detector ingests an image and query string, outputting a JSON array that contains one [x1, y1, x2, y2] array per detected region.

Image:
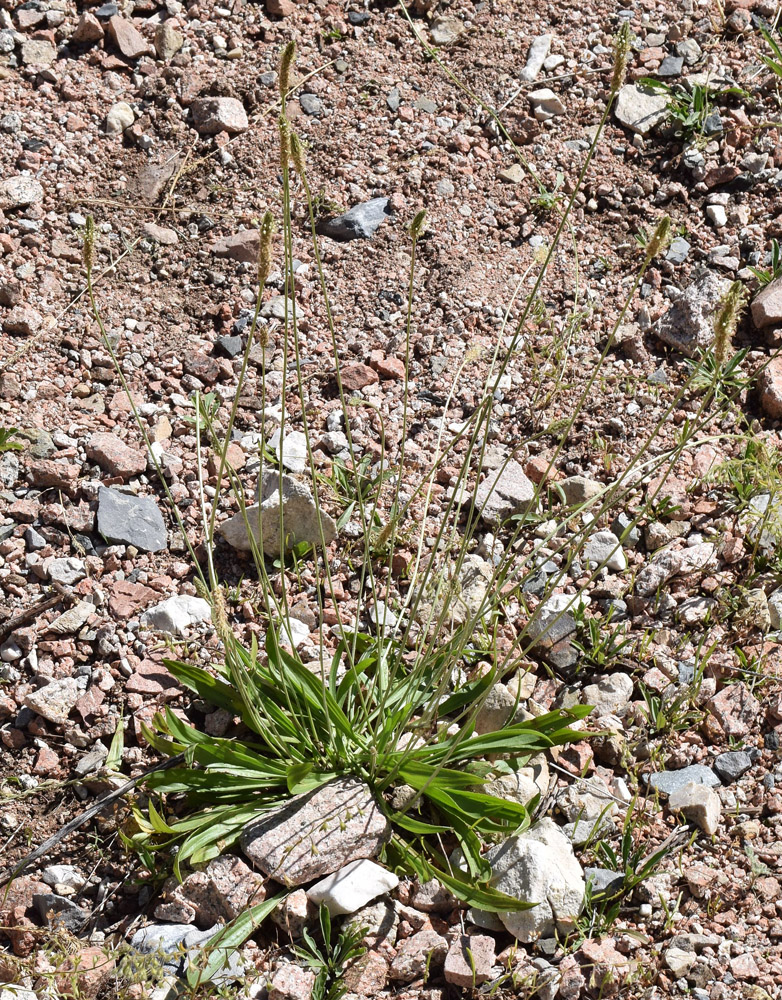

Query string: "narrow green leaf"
[[187, 893, 286, 987]]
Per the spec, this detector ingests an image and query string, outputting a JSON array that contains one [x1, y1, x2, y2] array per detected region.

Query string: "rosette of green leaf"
[[129, 624, 589, 911]]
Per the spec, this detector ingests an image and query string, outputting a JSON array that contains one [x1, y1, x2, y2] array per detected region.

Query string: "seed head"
[[290, 133, 306, 175], [611, 22, 631, 96], [409, 210, 426, 241], [645, 215, 671, 262], [714, 280, 747, 367], [279, 41, 296, 101]]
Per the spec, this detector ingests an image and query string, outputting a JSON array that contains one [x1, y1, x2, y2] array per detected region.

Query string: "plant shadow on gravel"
[[57, 26, 775, 997]]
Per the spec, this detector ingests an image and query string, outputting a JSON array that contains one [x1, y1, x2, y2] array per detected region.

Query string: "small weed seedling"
[[748, 238, 782, 287], [293, 904, 367, 1000]]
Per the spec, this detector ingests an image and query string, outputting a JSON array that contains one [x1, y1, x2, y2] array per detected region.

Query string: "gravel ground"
[[2, 0, 782, 996]]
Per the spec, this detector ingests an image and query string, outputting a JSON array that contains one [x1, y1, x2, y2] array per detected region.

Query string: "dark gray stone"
[[526, 608, 579, 673], [316, 198, 391, 241], [299, 93, 323, 116], [96, 486, 166, 552], [646, 765, 720, 797], [611, 512, 641, 548], [215, 334, 243, 358], [584, 867, 624, 895], [24, 526, 46, 551], [713, 751, 752, 784], [666, 237, 690, 265], [348, 10, 370, 24], [387, 87, 400, 112], [657, 55, 684, 77], [33, 893, 88, 933], [258, 71, 277, 87]]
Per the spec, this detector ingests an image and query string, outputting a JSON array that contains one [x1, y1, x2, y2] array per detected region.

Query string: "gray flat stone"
[[646, 764, 720, 797], [713, 750, 752, 784], [96, 486, 167, 552]]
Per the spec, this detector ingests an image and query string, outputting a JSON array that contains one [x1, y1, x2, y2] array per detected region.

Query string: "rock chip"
[[475, 459, 536, 527], [3, 305, 42, 336], [339, 363, 379, 392], [751, 277, 782, 329], [105, 102, 134, 134], [154, 22, 183, 60], [0, 176, 44, 210], [614, 84, 669, 135], [583, 529, 627, 571], [488, 819, 585, 942], [142, 222, 178, 245], [87, 432, 146, 478], [106, 15, 150, 58], [654, 271, 731, 357], [45, 557, 86, 586], [520, 34, 552, 81], [219, 470, 336, 559], [21, 39, 56, 66], [317, 198, 391, 241], [191, 97, 249, 134], [210, 229, 260, 262], [24, 678, 79, 724], [582, 672, 634, 717], [41, 865, 87, 891], [33, 893, 87, 933], [707, 681, 759, 738], [713, 750, 752, 783], [240, 778, 389, 886], [647, 764, 720, 796], [306, 859, 399, 916], [389, 929, 448, 982], [444, 933, 495, 987], [559, 475, 603, 505], [526, 602, 578, 673], [668, 781, 721, 835], [72, 12, 104, 43], [140, 595, 212, 636], [96, 486, 167, 552], [429, 15, 465, 45], [268, 964, 316, 1000]]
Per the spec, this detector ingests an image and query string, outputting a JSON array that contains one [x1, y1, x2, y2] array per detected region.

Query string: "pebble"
[[487, 819, 585, 942], [614, 84, 669, 135], [647, 764, 720, 796], [668, 781, 721, 835], [96, 486, 167, 553], [140, 595, 212, 636], [240, 778, 389, 886], [0, 176, 44, 210], [316, 197, 391, 241], [105, 101, 134, 134], [528, 87, 566, 121], [655, 270, 731, 357], [306, 859, 398, 916], [713, 750, 752, 783], [24, 678, 80, 725], [191, 97, 249, 135], [520, 34, 553, 82]]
